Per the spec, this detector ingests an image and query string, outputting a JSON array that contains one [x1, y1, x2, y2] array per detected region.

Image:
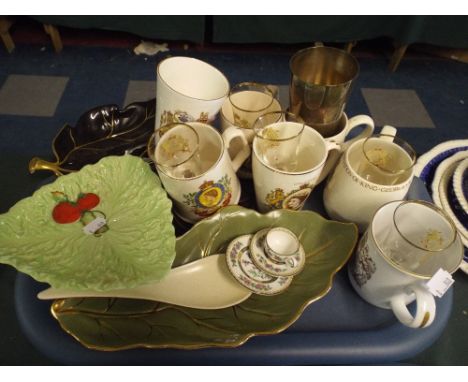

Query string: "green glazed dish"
[[51, 206, 358, 350], [0, 155, 176, 291]]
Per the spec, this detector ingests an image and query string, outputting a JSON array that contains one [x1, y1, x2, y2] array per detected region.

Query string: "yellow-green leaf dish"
[[51, 206, 358, 350], [0, 155, 176, 291]]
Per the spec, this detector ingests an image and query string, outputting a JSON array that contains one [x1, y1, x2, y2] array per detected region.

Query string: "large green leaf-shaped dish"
[[0, 155, 175, 291], [51, 206, 357, 350]]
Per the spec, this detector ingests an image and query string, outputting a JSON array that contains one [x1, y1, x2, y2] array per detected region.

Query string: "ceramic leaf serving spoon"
[[38, 254, 252, 309]]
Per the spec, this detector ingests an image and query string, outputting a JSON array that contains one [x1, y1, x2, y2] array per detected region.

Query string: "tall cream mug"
[[148, 122, 250, 223], [323, 126, 416, 231], [252, 112, 340, 212], [155, 56, 229, 129], [349, 200, 463, 328]]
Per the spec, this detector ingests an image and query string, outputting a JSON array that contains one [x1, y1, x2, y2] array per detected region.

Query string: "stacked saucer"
[[415, 140, 468, 273], [225, 227, 305, 296]]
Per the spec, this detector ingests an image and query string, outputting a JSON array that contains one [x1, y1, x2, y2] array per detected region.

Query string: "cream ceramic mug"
[[252, 121, 340, 213], [220, 88, 282, 179], [349, 200, 463, 328], [220, 85, 282, 140], [149, 122, 250, 223], [323, 126, 416, 232], [155, 56, 230, 129]]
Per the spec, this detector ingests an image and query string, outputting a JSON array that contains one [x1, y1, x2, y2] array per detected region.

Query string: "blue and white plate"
[[415, 140, 468, 273], [415, 139, 468, 187], [432, 151, 468, 240], [452, 158, 468, 216]]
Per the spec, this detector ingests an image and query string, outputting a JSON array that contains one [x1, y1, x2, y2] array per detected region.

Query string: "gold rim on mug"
[[148, 123, 201, 178], [222, 99, 283, 133], [253, 111, 304, 142], [370, 200, 463, 279], [157, 56, 230, 102], [362, 133, 417, 176], [252, 111, 331, 175], [148, 123, 228, 181], [344, 139, 414, 189], [228, 82, 275, 113], [392, 199, 458, 252]]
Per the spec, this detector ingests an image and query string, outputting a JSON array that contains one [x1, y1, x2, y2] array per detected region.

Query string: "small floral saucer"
[[250, 228, 306, 277], [225, 234, 293, 296]]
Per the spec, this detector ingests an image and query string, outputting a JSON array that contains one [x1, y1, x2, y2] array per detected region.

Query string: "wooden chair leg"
[[344, 41, 357, 53], [0, 18, 15, 53], [389, 44, 409, 72], [43, 24, 63, 53]]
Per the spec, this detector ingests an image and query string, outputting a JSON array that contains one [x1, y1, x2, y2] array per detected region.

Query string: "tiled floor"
[[123, 80, 155, 106], [361, 88, 435, 128], [0, 75, 69, 116]]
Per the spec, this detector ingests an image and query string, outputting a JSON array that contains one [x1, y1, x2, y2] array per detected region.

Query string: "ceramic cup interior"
[[149, 123, 223, 180], [154, 123, 202, 179], [253, 124, 328, 175], [253, 112, 305, 172], [265, 228, 300, 259], [347, 136, 415, 186], [221, 95, 282, 136], [229, 82, 274, 113], [373, 200, 463, 277], [158, 56, 229, 100], [358, 134, 416, 185]]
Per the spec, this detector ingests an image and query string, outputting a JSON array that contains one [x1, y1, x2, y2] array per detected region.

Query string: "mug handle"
[[389, 284, 436, 328], [340, 115, 375, 151], [316, 140, 342, 183], [380, 125, 397, 141], [222, 126, 251, 172]]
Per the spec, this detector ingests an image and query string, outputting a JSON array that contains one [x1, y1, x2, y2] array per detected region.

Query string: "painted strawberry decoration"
[[51, 191, 108, 236], [76, 193, 100, 211], [52, 201, 82, 224]]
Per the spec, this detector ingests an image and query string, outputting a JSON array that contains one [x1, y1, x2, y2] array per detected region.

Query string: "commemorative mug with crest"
[[149, 122, 250, 223], [349, 200, 463, 328], [323, 126, 416, 231], [252, 112, 340, 213], [155, 56, 230, 129]]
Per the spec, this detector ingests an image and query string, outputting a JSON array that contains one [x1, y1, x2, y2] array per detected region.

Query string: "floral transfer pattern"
[[233, 112, 250, 129], [183, 175, 232, 218], [226, 236, 293, 296], [265, 183, 313, 211], [249, 229, 304, 277], [160, 110, 210, 127], [351, 231, 377, 287]]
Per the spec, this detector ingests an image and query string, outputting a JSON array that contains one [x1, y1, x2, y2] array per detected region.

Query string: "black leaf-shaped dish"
[[29, 99, 156, 176]]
